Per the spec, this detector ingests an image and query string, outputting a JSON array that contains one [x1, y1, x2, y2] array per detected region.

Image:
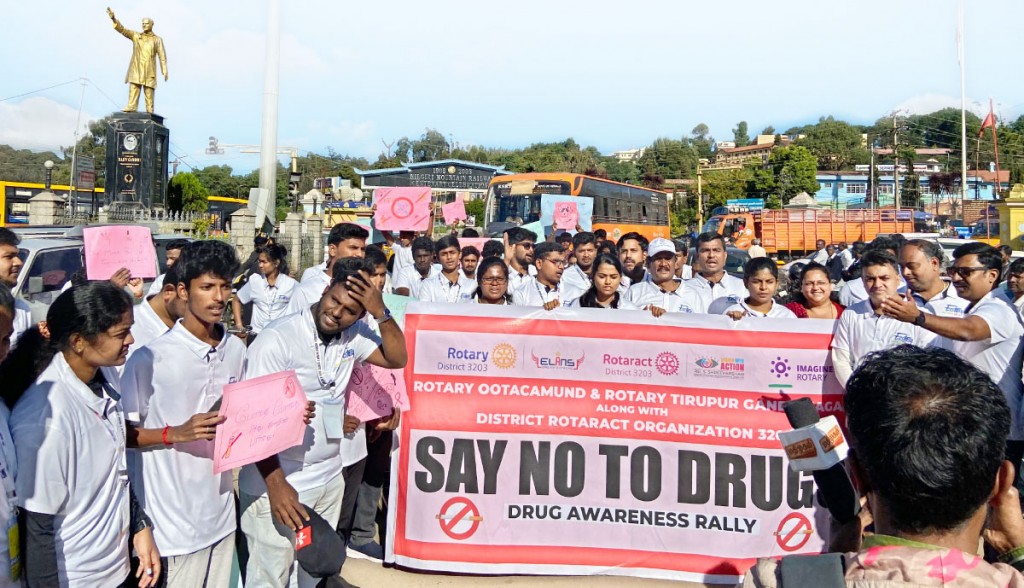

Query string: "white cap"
[[648, 237, 675, 258]]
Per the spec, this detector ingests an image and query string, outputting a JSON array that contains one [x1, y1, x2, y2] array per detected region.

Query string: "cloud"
[[893, 94, 987, 117], [0, 97, 95, 153]]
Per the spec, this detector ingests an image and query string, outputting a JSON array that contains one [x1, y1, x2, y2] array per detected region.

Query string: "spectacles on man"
[[517, 242, 535, 250], [542, 257, 568, 268], [946, 266, 989, 279]]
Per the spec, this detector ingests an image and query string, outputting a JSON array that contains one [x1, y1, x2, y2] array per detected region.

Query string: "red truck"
[[702, 206, 915, 259]]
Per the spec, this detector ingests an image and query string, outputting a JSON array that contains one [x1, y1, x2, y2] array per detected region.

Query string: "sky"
[[1, 0, 1021, 174]]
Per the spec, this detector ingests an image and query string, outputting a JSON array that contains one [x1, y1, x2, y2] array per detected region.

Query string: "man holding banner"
[[239, 257, 407, 587]]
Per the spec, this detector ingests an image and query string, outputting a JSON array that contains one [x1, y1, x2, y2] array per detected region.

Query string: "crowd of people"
[[0, 215, 1024, 586]]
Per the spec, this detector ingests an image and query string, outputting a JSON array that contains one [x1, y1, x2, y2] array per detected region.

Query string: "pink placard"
[[553, 200, 579, 231], [213, 370, 309, 474], [83, 225, 158, 280], [374, 187, 432, 231], [457, 237, 497, 255], [441, 200, 467, 224], [346, 363, 410, 423]]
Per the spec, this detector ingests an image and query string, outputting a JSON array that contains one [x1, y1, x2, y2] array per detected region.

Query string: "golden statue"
[[106, 7, 168, 114]]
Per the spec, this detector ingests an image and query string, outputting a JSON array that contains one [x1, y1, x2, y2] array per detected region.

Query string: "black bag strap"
[[780, 553, 846, 588]]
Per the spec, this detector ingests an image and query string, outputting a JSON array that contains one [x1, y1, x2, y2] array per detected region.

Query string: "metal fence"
[[298, 232, 321, 274]]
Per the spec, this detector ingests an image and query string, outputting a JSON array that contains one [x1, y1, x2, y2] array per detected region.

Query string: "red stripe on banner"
[[409, 314, 834, 350], [394, 538, 758, 576]]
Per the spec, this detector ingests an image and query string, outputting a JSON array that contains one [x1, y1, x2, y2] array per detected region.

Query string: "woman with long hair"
[[7, 282, 161, 586], [784, 262, 845, 319], [565, 254, 637, 309], [232, 243, 296, 340], [467, 257, 513, 305]]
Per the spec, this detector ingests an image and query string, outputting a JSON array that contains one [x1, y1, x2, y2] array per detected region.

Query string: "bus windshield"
[[484, 180, 571, 235]]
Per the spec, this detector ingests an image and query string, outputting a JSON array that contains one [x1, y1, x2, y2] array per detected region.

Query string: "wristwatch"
[[376, 308, 393, 324], [913, 311, 926, 327]]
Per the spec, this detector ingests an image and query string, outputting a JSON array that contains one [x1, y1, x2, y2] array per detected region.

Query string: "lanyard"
[[311, 325, 344, 394], [439, 273, 462, 303], [534, 280, 559, 303]]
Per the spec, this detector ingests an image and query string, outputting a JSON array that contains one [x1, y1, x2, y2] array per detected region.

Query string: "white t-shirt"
[[940, 292, 1024, 439], [239, 308, 380, 495], [419, 271, 477, 303], [722, 299, 798, 319], [390, 243, 414, 275], [11, 355, 130, 587], [287, 275, 331, 316], [840, 275, 908, 307], [839, 248, 855, 270], [122, 322, 245, 556], [994, 286, 1024, 322], [626, 278, 706, 314], [687, 273, 747, 313], [562, 294, 638, 310], [12, 298, 31, 345], [300, 262, 328, 284], [831, 299, 934, 372], [392, 266, 438, 299], [912, 283, 969, 318], [560, 264, 592, 293], [237, 273, 298, 334], [507, 265, 538, 294], [512, 278, 581, 307], [810, 248, 829, 265], [0, 406, 16, 588], [146, 273, 165, 297], [126, 298, 170, 361]]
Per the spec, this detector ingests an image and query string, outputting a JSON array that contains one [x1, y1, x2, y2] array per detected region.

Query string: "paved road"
[[338, 558, 725, 587]]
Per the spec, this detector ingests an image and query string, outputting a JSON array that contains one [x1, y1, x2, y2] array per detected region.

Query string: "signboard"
[[540, 195, 593, 235], [727, 198, 765, 212], [388, 304, 842, 584], [361, 162, 507, 191], [83, 225, 158, 279], [76, 156, 96, 191], [374, 187, 432, 231]]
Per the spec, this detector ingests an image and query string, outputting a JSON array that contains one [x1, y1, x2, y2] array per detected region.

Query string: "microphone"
[[781, 398, 861, 524]]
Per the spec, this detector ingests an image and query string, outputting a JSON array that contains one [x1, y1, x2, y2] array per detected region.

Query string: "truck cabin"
[[702, 206, 756, 249]]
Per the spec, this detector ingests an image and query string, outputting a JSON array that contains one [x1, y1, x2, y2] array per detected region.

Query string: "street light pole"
[[44, 160, 54, 191]]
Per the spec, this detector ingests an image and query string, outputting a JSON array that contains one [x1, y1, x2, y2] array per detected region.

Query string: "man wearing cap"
[[627, 238, 705, 316]]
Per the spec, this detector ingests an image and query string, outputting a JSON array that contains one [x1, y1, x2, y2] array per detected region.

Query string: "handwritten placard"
[[346, 363, 410, 423], [374, 187, 432, 231], [83, 225, 158, 280], [520, 221, 544, 241], [540, 194, 593, 235], [442, 200, 467, 225], [213, 370, 309, 474], [457, 237, 497, 257], [382, 293, 411, 328]]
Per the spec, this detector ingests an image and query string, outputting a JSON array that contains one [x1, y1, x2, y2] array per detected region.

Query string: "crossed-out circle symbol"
[[436, 496, 482, 540], [775, 512, 813, 552], [391, 197, 414, 218]]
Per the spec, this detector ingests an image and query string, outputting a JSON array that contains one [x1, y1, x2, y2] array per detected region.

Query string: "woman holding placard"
[[232, 244, 297, 341]]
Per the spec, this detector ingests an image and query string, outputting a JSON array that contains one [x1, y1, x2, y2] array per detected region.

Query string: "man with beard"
[[561, 232, 598, 292], [687, 232, 746, 314], [881, 242, 1024, 469], [617, 232, 648, 287], [504, 227, 537, 293], [899, 239, 967, 318], [626, 238, 704, 316], [0, 229, 28, 343], [513, 242, 577, 309]]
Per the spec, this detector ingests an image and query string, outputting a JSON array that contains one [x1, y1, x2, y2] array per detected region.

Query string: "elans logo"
[[531, 350, 584, 370]]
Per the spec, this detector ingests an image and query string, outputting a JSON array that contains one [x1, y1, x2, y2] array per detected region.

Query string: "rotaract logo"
[[655, 352, 680, 376]]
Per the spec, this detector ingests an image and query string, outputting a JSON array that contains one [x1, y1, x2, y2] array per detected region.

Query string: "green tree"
[[193, 165, 243, 197], [464, 197, 485, 225], [167, 172, 209, 212], [636, 138, 698, 180], [761, 125, 775, 135], [756, 146, 820, 205], [797, 116, 869, 170], [701, 167, 753, 210], [412, 129, 451, 162], [690, 123, 714, 160], [603, 159, 640, 184], [733, 121, 750, 147], [60, 117, 113, 188]]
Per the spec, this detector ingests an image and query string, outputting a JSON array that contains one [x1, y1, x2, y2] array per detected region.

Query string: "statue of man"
[[106, 7, 168, 114]]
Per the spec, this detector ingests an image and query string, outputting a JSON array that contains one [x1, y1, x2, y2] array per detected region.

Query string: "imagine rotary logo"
[[771, 356, 791, 378]]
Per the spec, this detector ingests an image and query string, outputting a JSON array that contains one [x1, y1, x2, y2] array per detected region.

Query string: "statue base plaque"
[[104, 112, 169, 210]]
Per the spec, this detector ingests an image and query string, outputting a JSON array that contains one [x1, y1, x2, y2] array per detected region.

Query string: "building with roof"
[[813, 170, 1009, 210]]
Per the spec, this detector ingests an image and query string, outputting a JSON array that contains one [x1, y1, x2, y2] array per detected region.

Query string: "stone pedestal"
[[29, 190, 64, 225], [230, 208, 257, 262], [105, 112, 170, 211], [284, 212, 304, 276], [997, 184, 1024, 250]]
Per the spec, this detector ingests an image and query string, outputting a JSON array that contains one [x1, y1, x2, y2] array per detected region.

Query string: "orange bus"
[[483, 173, 670, 242]]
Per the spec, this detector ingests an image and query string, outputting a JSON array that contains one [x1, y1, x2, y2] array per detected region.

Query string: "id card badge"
[[323, 397, 345, 439], [7, 513, 19, 581]]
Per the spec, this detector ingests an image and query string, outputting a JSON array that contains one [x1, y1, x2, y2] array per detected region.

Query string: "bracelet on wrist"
[[162, 425, 173, 446]]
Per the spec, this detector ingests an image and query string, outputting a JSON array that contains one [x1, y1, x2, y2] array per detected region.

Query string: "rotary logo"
[[492, 343, 518, 369], [655, 352, 680, 376]]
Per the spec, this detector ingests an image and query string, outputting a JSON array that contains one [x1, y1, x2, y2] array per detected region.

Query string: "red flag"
[[979, 110, 996, 138]]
